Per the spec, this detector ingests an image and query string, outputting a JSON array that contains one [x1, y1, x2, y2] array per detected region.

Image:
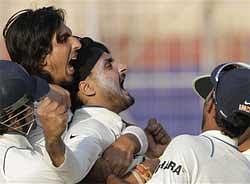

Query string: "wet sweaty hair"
[[215, 107, 250, 138], [3, 6, 65, 83]]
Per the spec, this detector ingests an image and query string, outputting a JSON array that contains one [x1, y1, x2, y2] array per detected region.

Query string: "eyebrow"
[[56, 27, 72, 41], [105, 57, 114, 63], [57, 31, 71, 39]]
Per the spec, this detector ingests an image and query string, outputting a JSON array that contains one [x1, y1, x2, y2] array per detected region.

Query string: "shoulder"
[[66, 113, 115, 147], [160, 134, 207, 160], [168, 134, 202, 149], [70, 108, 107, 132]]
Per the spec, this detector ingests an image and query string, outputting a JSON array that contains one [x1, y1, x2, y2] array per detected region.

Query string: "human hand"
[[145, 118, 171, 158], [103, 134, 139, 177], [36, 97, 68, 166], [47, 84, 71, 109], [36, 97, 68, 142]]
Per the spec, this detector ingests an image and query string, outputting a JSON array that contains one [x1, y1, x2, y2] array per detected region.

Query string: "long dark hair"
[[3, 6, 65, 82]]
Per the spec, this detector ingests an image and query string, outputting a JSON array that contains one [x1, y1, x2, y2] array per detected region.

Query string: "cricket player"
[[107, 62, 250, 184], [193, 62, 250, 162], [3, 7, 153, 182], [0, 61, 79, 183], [65, 37, 170, 183]]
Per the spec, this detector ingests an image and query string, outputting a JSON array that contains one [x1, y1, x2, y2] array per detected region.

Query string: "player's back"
[[192, 131, 250, 183], [148, 130, 250, 184]]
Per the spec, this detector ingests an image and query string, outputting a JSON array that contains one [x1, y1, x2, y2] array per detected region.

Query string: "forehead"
[[93, 52, 112, 69]]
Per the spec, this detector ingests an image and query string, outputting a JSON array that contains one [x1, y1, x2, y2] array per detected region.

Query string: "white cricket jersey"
[[28, 110, 83, 183], [28, 109, 72, 155], [147, 130, 250, 184], [242, 149, 250, 162], [0, 133, 63, 183], [64, 106, 145, 179]]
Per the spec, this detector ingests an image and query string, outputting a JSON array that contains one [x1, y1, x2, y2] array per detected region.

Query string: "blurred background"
[[1, 0, 250, 137]]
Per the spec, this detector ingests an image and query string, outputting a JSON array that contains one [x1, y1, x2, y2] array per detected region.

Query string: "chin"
[[59, 76, 74, 86], [120, 93, 135, 111]]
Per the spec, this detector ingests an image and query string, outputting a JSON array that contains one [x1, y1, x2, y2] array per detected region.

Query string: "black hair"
[[3, 6, 65, 82], [215, 108, 250, 138]]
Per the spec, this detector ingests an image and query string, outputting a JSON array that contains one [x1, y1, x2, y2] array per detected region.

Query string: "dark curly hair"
[[3, 6, 65, 82], [215, 107, 250, 138]]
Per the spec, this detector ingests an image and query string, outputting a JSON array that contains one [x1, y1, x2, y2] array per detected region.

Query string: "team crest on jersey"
[[154, 160, 183, 175]]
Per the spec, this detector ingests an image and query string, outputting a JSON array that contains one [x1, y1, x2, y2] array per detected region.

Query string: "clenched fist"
[[145, 118, 171, 158], [36, 97, 68, 166]]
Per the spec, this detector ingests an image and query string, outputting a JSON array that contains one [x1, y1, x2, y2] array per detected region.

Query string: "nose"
[[71, 36, 81, 50], [119, 63, 128, 75]]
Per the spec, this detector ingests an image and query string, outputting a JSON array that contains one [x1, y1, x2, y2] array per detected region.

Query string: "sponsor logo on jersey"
[[154, 160, 182, 175]]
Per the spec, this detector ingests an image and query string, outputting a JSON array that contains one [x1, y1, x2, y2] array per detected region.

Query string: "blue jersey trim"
[[202, 135, 215, 157]]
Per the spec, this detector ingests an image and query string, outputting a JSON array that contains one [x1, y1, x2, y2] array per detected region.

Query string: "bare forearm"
[[80, 158, 111, 183], [46, 138, 65, 167], [124, 134, 140, 154], [121, 159, 160, 184]]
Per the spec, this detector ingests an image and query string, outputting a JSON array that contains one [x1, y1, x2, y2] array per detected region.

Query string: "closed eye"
[[57, 33, 70, 43], [104, 58, 114, 69]]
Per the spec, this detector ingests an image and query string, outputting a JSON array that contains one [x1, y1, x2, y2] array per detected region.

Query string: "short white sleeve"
[[147, 135, 198, 184], [64, 118, 116, 179]]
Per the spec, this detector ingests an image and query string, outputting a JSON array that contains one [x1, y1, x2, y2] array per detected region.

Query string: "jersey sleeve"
[[147, 135, 198, 184], [64, 118, 115, 181]]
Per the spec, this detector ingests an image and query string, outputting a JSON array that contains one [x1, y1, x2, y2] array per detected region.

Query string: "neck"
[[239, 138, 250, 152], [84, 101, 120, 114], [202, 118, 221, 133]]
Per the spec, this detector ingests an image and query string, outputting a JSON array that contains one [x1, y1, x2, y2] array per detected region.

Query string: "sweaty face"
[[43, 23, 81, 85], [91, 52, 134, 113]]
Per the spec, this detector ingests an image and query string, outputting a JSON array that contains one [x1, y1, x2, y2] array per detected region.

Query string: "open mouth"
[[69, 58, 77, 67], [120, 74, 129, 96], [120, 74, 126, 90], [120, 78, 125, 89], [67, 58, 76, 75]]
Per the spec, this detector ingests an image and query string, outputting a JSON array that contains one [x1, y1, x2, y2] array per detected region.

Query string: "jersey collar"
[[1, 133, 33, 149], [201, 130, 238, 148], [76, 106, 124, 136]]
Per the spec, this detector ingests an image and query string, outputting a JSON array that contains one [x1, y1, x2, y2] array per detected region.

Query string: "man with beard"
[[106, 62, 250, 184], [3, 7, 162, 182], [65, 37, 170, 183]]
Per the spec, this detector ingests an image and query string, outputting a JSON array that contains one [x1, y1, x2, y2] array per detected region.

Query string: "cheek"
[[96, 75, 118, 92]]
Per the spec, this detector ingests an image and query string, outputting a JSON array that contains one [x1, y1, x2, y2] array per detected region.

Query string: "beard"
[[96, 75, 135, 113], [104, 90, 135, 113]]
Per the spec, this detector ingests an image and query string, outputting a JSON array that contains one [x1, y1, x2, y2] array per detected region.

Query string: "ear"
[[205, 97, 217, 125], [40, 54, 50, 69], [206, 97, 215, 114], [78, 80, 96, 96]]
